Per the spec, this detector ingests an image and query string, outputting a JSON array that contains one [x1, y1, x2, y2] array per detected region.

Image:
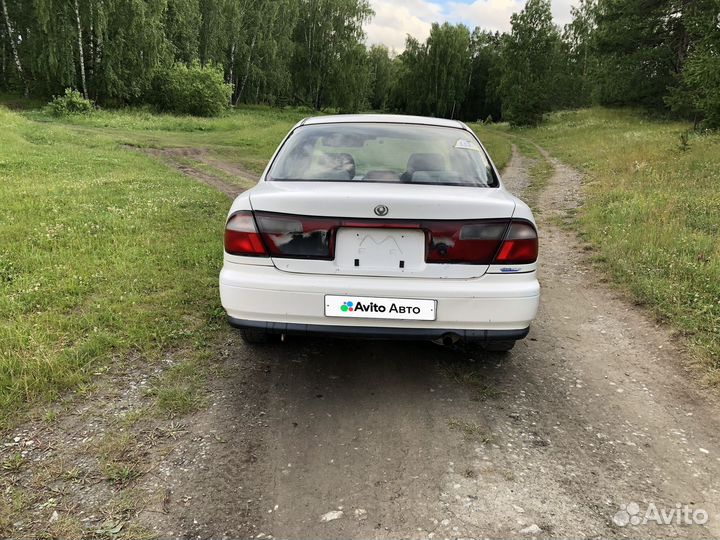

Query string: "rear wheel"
[[483, 340, 516, 352], [240, 328, 278, 344]]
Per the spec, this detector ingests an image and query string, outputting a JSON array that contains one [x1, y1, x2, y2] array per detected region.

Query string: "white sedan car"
[[219, 115, 539, 351]]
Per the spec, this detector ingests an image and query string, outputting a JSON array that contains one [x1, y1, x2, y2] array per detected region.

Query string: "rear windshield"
[[267, 123, 498, 187]]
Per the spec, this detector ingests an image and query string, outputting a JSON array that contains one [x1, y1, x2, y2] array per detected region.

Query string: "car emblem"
[[374, 204, 389, 217]]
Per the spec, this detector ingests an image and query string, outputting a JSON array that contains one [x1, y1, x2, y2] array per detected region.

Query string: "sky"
[[364, 0, 579, 52]]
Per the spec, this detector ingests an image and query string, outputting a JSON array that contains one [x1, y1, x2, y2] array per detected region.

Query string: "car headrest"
[[406, 153, 445, 174], [319, 152, 356, 179], [364, 170, 402, 181]]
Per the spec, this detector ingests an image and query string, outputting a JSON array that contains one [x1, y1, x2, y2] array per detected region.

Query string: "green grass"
[[495, 108, 720, 369], [525, 154, 554, 208], [96, 431, 143, 486], [0, 106, 230, 427], [0, 102, 311, 427], [1, 453, 24, 472], [26, 105, 308, 174], [149, 354, 210, 416], [0, 92, 45, 111]]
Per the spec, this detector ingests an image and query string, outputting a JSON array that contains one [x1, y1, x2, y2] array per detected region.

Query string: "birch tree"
[[73, 0, 87, 98], [291, 0, 373, 110], [1, 0, 27, 95]]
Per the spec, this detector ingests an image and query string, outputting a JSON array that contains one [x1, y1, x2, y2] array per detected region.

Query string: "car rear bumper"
[[219, 262, 539, 337], [227, 316, 529, 341]]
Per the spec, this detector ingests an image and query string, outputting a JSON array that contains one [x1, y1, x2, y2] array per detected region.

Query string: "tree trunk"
[[1, 0, 27, 96], [88, 1, 94, 81], [1, 31, 5, 84], [94, 0, 102, 94], [228, 41, 235, 84], [234, 33, 256, 106], [229, 41, 235, 95], [74, 0, 88, 99], [674, 0, 694, 73], [314, 79, 323, 110], [306, 0, 316, 106]]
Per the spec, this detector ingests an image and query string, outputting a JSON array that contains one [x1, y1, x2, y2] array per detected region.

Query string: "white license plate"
[[335, 228, 425, 272], [325, 295, 436, 321]]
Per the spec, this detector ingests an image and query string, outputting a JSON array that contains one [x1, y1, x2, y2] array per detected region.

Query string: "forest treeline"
[[1, 0, 718, 126]]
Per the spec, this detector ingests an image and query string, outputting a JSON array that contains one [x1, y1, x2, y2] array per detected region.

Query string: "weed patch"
[[448, 419, 494, 443]]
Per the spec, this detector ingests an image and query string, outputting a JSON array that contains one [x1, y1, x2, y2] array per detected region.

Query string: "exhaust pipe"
[[434, 333, 460, 347]]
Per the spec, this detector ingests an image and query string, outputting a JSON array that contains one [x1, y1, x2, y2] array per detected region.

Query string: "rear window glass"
[[267, 123, 498, 187]]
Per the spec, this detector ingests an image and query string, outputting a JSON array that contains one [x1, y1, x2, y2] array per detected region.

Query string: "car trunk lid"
[[249, 181, 516, 278]]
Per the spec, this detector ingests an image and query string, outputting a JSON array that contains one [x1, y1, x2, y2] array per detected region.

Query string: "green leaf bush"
[[149, 63, 232, 117], [48, 89, 94, 116]]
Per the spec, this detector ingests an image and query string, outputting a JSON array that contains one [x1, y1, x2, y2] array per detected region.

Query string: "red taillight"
[[226, 211, 537, 265], [224, 211, 267, 256], [493, 221, 538, 264], [255, 213, 335, 259], [426, 220, 507, 264]]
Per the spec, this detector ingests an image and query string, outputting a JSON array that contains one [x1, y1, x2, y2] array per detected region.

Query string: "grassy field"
[[493, 108, 720, 372], [0, 107, 222, 427], [0, 104, 311, 429], [24, 105, 309, 174]]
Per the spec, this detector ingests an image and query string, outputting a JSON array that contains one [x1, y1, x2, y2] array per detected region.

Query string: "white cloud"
[[364, 0, 438, 53], [445, 0, 525, 32], [549, 0, 578, 27], [364, 0, 580, 51]]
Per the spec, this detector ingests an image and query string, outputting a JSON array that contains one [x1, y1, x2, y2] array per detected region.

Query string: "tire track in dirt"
[[500, 144, 533, 196], [141, 147, 259, 198]]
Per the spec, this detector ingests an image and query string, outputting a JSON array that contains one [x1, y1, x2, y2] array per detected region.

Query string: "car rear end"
[[219, 116, 539, 347]]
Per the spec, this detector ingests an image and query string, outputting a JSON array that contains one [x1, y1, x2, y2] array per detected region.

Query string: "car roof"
[[301, 114, 466, 129]]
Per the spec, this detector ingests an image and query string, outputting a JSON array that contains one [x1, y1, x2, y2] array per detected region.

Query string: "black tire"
[[483, 340, 516, 352], [240, 328, 278, 344]]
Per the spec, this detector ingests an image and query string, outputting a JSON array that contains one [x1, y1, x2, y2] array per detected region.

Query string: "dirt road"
[[4, 146, 720, 539], [134, 147, 720, 539]]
